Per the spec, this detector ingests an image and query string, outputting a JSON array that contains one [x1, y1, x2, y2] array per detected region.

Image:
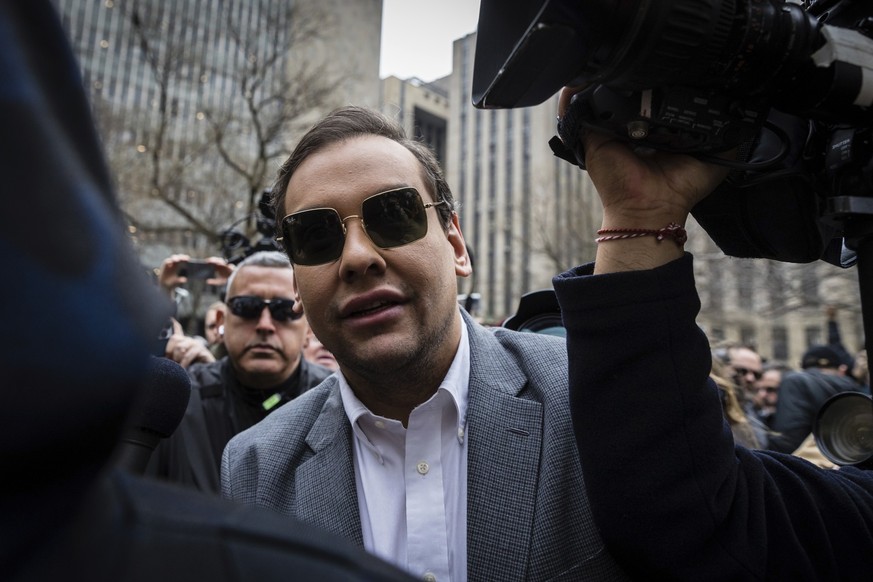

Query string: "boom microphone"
[[113, 356, 191, 475]]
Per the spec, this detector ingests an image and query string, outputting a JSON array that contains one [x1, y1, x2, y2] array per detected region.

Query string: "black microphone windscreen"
[[130, 356, 192, 437]]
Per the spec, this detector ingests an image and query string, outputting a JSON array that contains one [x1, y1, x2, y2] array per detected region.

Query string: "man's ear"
[[214, 308, 226, 337], [448, 213, 472, 278], [292, 271, 305, 316]]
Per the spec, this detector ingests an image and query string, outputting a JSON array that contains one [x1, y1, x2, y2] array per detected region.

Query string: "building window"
[[771, 326, 788, 361], [805, 325, 822, 348], [801, 268, 819, 303], [412, 106, 446, 167], [737, 260, 755, 307], [740, 326, 756, 349]]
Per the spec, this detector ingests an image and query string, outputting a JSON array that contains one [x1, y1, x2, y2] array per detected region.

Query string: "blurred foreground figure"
[[0, 3, 412, 581]]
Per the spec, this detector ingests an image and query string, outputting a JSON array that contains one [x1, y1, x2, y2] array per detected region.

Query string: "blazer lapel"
[[295, 386, 365, 547], [464, 317, 543, 581]]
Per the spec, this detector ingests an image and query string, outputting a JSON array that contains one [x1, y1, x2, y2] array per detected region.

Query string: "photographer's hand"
[[558, 87, 731, 275], [157, 254, 191, 296], [165, 319, 215, 367], [205, 256, 233, 288]]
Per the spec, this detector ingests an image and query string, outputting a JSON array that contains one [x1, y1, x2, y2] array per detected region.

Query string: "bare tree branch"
[[90, 1, 347, 253]]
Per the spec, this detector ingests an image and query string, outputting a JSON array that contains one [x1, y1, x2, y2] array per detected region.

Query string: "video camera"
[[502, 289, 566, 337], [472, 0, 873, 265], [474, 0, 873, 462], [815, 391, 873, 467], [219, 190, 284, 264]]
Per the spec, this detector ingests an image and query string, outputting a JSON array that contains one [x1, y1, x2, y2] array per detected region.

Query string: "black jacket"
[[556, 255, 873, 581], [769, 367, 868, 453], [149, 356, 332, 493]]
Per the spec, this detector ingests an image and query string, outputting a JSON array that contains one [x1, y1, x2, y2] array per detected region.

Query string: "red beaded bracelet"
[[596, 222, 688, 246]]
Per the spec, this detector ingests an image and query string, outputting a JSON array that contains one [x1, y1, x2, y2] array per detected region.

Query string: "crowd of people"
[[155, 244, 870, 486], [136, 139, 871, 577], [143, 251, 340, 492], [709, 307, 869, 465], [8, 2, 873, 580], [148, 188, 872, 574], [4, 3, 414, 580]]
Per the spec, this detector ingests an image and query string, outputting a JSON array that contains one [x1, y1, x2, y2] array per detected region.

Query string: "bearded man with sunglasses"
[[148, 250, 332, 493], [221, 107, 630, 581]]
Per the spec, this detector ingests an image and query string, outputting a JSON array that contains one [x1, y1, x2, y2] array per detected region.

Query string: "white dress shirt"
[[339, 322, 470, 582]]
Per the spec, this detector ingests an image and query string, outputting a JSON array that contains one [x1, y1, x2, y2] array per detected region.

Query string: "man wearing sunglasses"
[[548, 85, 873, 581], [727, 346, 765, 397], [714, 343, 770, 448], [222, 107, 629, 580], [149, 250, 333, 493]]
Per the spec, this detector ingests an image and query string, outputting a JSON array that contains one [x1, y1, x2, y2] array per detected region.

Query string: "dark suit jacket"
[[222, 311, 630, 581]]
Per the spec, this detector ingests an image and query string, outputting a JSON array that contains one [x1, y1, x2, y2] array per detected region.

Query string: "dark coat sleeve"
[[553, 254, 873, 581]]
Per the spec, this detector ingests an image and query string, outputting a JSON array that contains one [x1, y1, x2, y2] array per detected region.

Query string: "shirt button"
[[416, 461, 429, 475], [374, 420, 386, 429], [423, 573, 437, 582]]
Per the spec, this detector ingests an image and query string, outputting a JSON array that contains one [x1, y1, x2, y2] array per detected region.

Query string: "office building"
[[54, 0, 382, 268], [381, 75, 450, 170], [447, 32, 601, 323]]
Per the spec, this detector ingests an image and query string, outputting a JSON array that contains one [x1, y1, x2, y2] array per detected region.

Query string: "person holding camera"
[[554, 87, 873, 580], [156, 254, 233, 298], [154, 254, 233, 367]]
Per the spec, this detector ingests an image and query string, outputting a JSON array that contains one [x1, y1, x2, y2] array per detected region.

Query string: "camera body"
[[220, 190, 284, 264], [474, 0, 871, 137], [502, 289, 565, 337], [472, 0, 873, 264], [178, 259, 216, 280]]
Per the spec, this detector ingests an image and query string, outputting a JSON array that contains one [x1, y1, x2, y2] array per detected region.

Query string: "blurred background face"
[[303, 325, 339, 371], [754, 369, 781, 410], [220, 265, 307, 389], [204, 304, 224, 346], [729, 347, 763, 397]]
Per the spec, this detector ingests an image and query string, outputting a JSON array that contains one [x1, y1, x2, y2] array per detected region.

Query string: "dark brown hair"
[[271, 106, 455, 233]]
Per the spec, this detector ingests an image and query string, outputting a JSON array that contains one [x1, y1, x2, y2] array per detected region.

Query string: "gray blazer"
[[222, 311, 628, 581]]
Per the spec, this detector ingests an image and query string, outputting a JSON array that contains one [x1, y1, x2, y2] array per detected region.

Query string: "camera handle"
[[826, 193, 873, 362]]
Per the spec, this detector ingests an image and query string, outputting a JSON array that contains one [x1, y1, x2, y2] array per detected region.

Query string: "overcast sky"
[[379, 0, 481, 81]]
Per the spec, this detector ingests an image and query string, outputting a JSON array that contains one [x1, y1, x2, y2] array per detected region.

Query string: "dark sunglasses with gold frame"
[[277, 187, 447, 266]]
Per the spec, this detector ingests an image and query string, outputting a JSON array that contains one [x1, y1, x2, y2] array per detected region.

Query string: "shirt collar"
[[339, 313, 471, 449]]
